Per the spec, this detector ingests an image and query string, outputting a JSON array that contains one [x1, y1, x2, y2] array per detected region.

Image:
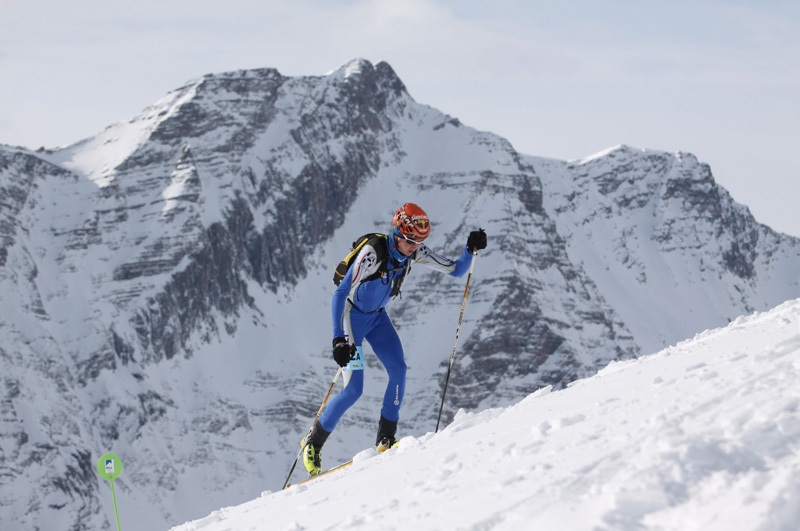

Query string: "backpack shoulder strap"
[[362, 233, 389, 282], [332, 233, 387, 285]]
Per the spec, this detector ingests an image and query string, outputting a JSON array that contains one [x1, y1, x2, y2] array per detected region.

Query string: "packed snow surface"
[[170, 299, 800, 531]]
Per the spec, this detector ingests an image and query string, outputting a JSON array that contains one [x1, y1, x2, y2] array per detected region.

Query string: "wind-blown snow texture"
[[173, 298, 800, 531], [1, 59, 799, 530]]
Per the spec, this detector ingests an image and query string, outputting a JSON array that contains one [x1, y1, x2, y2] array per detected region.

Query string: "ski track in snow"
[[171, 299, 800, 531]]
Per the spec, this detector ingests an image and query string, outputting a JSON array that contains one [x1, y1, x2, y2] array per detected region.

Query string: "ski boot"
[[301, 421, 331, 476], [375, 416, 399, 453]]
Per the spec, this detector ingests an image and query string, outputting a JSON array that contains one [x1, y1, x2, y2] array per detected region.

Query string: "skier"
[[301, 202, 487, 475]]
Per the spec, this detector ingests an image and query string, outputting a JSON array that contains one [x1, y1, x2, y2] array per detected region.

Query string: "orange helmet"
[[392, 203, 431, 243]]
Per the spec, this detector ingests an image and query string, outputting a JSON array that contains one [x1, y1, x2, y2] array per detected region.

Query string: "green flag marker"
[[97, 453, 123, 531]]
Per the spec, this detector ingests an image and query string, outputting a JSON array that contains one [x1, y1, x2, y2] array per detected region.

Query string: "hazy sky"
[[1, 0, 798, 235]]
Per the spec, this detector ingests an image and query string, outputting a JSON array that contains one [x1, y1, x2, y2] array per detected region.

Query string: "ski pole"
[[435, 252, 477, 432], [282, 367, 342, 489]]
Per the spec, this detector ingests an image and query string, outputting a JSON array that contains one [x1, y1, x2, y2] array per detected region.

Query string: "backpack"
[[332, 233, 409, 297]]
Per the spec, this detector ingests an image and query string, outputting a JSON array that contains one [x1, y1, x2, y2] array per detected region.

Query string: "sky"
[[167, 298, 800, 530], [1, 0, 798, 235]]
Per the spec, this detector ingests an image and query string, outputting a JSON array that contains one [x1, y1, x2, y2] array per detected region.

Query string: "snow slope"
[[169, 298, 800, 531]]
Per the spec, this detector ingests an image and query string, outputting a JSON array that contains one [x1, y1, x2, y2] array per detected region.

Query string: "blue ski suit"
[[318, 231, 474, 433]]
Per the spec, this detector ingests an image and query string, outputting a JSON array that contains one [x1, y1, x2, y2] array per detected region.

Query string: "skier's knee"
[[394, 360, 408, 381], [340, 380, 363, 402], [391, 360, 407, 381]]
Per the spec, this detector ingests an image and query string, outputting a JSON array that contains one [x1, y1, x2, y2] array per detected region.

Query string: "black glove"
[[467, 229, 487, 254], [332, 337, 355, 367]]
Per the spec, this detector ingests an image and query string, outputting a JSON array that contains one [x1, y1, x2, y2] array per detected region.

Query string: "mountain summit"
[[1, 59, 799, 530]]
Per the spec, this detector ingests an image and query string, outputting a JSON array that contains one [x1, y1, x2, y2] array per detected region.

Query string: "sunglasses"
[[397, 233, 424, 245]]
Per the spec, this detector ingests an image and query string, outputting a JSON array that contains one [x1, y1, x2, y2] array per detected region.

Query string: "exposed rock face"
[[531, 146, 800, 355], [1, 59, 799, 530]]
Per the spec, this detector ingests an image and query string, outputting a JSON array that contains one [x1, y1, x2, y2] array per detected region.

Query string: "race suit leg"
[[365, 311, 407, 423], [318, 307, 372, 432]]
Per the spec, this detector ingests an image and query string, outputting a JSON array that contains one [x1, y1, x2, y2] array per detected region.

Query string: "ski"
[[285, 459, 354, 488], [284, 442, 397, 488]]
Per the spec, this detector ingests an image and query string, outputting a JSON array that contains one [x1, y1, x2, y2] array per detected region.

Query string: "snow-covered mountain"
[[1, 58, 798, 530], [171, 298, 800, 531], [530, 146, 800, 355]]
